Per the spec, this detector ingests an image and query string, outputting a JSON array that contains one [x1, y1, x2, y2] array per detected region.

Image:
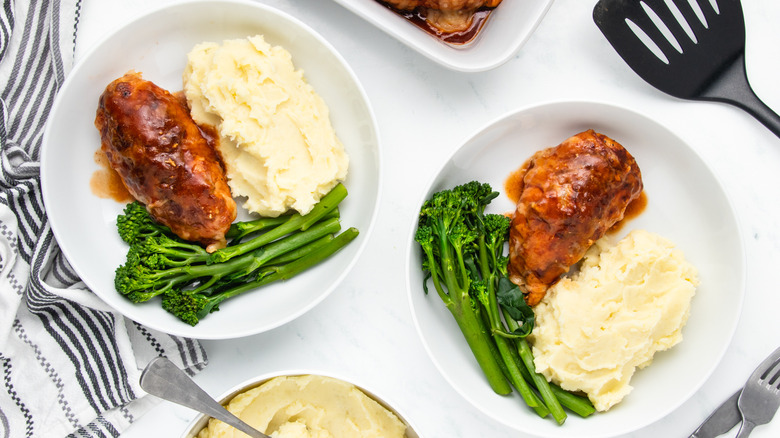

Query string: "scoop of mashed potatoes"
[[197, 375, 406, 438], [184, 35, 349, 217], [529, 229, 698, 412]]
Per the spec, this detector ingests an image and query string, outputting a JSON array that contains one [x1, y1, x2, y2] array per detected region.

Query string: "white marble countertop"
[[74, 0, 780, 437]]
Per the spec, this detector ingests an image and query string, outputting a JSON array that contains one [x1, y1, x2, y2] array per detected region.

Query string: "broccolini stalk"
[[210, 183, 348, 263], [228, 217, 343, 280], [225, 208, 340, 243], [264, 235, 335, 266], [471, 213, 547, 416], [472, 280, 547, 417], [163, 227, 359, 325], [414, 182, 513, 396], [484, 221, 568, 424], [499, 306, 566, 424], [225, 215, 288, 242], [548, 385, 596, 418]]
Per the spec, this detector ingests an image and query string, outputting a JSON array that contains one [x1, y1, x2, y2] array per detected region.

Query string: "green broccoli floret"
[[114, 260, 171, 304], [160, 291, 219, 327], [133, 234, 210, 267], [116, 202, 173, 245]]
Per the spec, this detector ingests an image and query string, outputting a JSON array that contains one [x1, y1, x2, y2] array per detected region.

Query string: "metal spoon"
[[139, 356, 270, 438]]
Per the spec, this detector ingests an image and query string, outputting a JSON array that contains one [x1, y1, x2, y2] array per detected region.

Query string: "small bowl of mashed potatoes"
[[181, 371, 420, 438]]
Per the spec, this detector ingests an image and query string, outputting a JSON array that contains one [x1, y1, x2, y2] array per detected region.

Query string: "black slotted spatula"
[[593, 0, 780, 138]]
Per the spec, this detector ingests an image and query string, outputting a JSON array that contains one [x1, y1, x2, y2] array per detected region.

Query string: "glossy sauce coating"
[[507, 130, 644, 306], [94, 72, 236, 251], [505, 171, 647, 233]]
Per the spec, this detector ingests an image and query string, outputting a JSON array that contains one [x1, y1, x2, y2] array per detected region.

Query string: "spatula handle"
[[699, 53, 780, 140]]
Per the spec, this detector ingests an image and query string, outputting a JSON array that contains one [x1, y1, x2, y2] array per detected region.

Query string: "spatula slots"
[[593, 0, 780, 139]]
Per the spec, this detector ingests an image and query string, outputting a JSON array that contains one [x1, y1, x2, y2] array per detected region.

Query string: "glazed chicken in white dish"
[[507, 129, 644, 306], [95, 72, 237, 252]]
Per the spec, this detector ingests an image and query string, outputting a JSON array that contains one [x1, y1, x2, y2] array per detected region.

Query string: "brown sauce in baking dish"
[[377, 2, 494, 46]]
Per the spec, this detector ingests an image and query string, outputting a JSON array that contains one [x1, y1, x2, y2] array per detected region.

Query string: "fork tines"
[[761, 356, 780, 390]]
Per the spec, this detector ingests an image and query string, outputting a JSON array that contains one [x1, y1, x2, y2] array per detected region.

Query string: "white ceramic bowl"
[[331, 0, 554, 72], [41, 0, 381, 339], [180, 370, 420, 438], [406, 101, 745, 437]]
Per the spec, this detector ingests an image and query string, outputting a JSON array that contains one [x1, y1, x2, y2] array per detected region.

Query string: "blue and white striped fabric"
[[0, 1, 208, 436]]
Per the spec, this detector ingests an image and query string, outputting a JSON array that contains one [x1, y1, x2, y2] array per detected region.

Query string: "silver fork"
[[735, 346, 780, 437]]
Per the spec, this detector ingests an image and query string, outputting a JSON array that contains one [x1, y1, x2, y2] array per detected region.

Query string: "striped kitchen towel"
[[0, 1, 208, 437]]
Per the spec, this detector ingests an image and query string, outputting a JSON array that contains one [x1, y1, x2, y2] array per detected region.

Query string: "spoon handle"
[[140, 356, 270, 438]]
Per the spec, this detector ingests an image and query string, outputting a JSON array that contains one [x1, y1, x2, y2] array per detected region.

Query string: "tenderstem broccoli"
[[114, 183, 358, 325], [162, 227, 359, 325], [116, 200, 174, 245], [414, 181, 594, 425], [414, 181, 513, 396], [209, 183, 348, 263]]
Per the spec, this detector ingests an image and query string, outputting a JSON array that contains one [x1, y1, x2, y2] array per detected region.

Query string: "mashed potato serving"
[[197, 375, 406, 438], [530, 229, 698, 412], [184, 35, 349, 217]]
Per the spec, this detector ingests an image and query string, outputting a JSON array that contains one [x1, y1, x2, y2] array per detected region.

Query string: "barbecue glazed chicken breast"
[[508, 130, 643, 306], [383, 0, 502, 32], [95, 72, 236, 252]]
